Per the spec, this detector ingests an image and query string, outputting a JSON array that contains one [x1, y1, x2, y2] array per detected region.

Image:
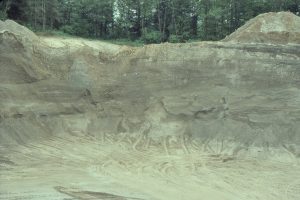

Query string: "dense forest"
[[0, 0, 299, 43]]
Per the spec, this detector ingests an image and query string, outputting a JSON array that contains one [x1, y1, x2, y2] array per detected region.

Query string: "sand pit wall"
[[0, 15, 300, 159]]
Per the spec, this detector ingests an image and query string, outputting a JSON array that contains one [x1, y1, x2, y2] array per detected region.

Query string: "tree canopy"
[[1, 0, 299, 43]]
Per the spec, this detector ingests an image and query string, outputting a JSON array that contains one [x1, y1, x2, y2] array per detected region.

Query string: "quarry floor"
[[0, 136, 299, 200]]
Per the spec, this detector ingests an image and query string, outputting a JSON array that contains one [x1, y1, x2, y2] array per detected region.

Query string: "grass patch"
[[34, 30, 200, 46], [35, 30, 144, 47], [35, 30, 74, 38], [104, 38, 144, 47]]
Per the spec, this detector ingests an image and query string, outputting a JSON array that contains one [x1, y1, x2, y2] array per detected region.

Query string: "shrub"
[[169, 34, 180, 43], [0, 11, 7, 20], [60, 25, 75, 35], [142, 31, 162, 44], [168, 32, 190, 43]]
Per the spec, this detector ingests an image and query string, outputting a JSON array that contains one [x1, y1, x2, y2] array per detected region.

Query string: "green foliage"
[[168, 32, 190, 43], [0, 0, 8, 20], [142, 31, 162, 44], [0, 11, 7, 20], [60, 25, 75, 35], [1, 0, 299, 43], [0, 1, 8, 20], [168, 34, 180, 43], [35, 29, 71, 37]]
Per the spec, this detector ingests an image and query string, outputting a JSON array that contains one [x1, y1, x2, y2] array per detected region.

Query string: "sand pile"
[[0, 20, 49, 84], [0, 19, 39, 41], [223, 12, 300, 44], [0, 19, 132, 84]]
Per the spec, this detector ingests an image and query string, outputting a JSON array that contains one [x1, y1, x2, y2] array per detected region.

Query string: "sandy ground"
[[41, 36, 128, 55], [1, 135, 299, 200]]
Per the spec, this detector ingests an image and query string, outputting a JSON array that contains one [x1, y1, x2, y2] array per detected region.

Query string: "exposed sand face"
[[1, 135, 299, 200], [1, 12, 300, 200]]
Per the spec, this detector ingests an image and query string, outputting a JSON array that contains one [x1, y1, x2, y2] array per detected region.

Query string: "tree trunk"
[[171, 1, 177, 35], [191, 14, 198, 36], [157, 0, 162, 33], [42, 0, 46, 31], [162, 6, 167, 39], [137, 2, 141, 37]]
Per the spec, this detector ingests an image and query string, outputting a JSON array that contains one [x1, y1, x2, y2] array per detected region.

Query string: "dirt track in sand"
[[1, 135, 300, 200]]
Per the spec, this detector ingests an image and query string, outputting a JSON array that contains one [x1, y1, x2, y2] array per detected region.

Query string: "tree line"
[[1, 0, 299, 43]]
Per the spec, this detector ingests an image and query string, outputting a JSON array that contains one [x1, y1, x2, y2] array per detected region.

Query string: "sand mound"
[[0, 19, 132, 84], [0, 20, 49, 84], [223, 12, 300, 44], [0, 19, 39, 41]]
